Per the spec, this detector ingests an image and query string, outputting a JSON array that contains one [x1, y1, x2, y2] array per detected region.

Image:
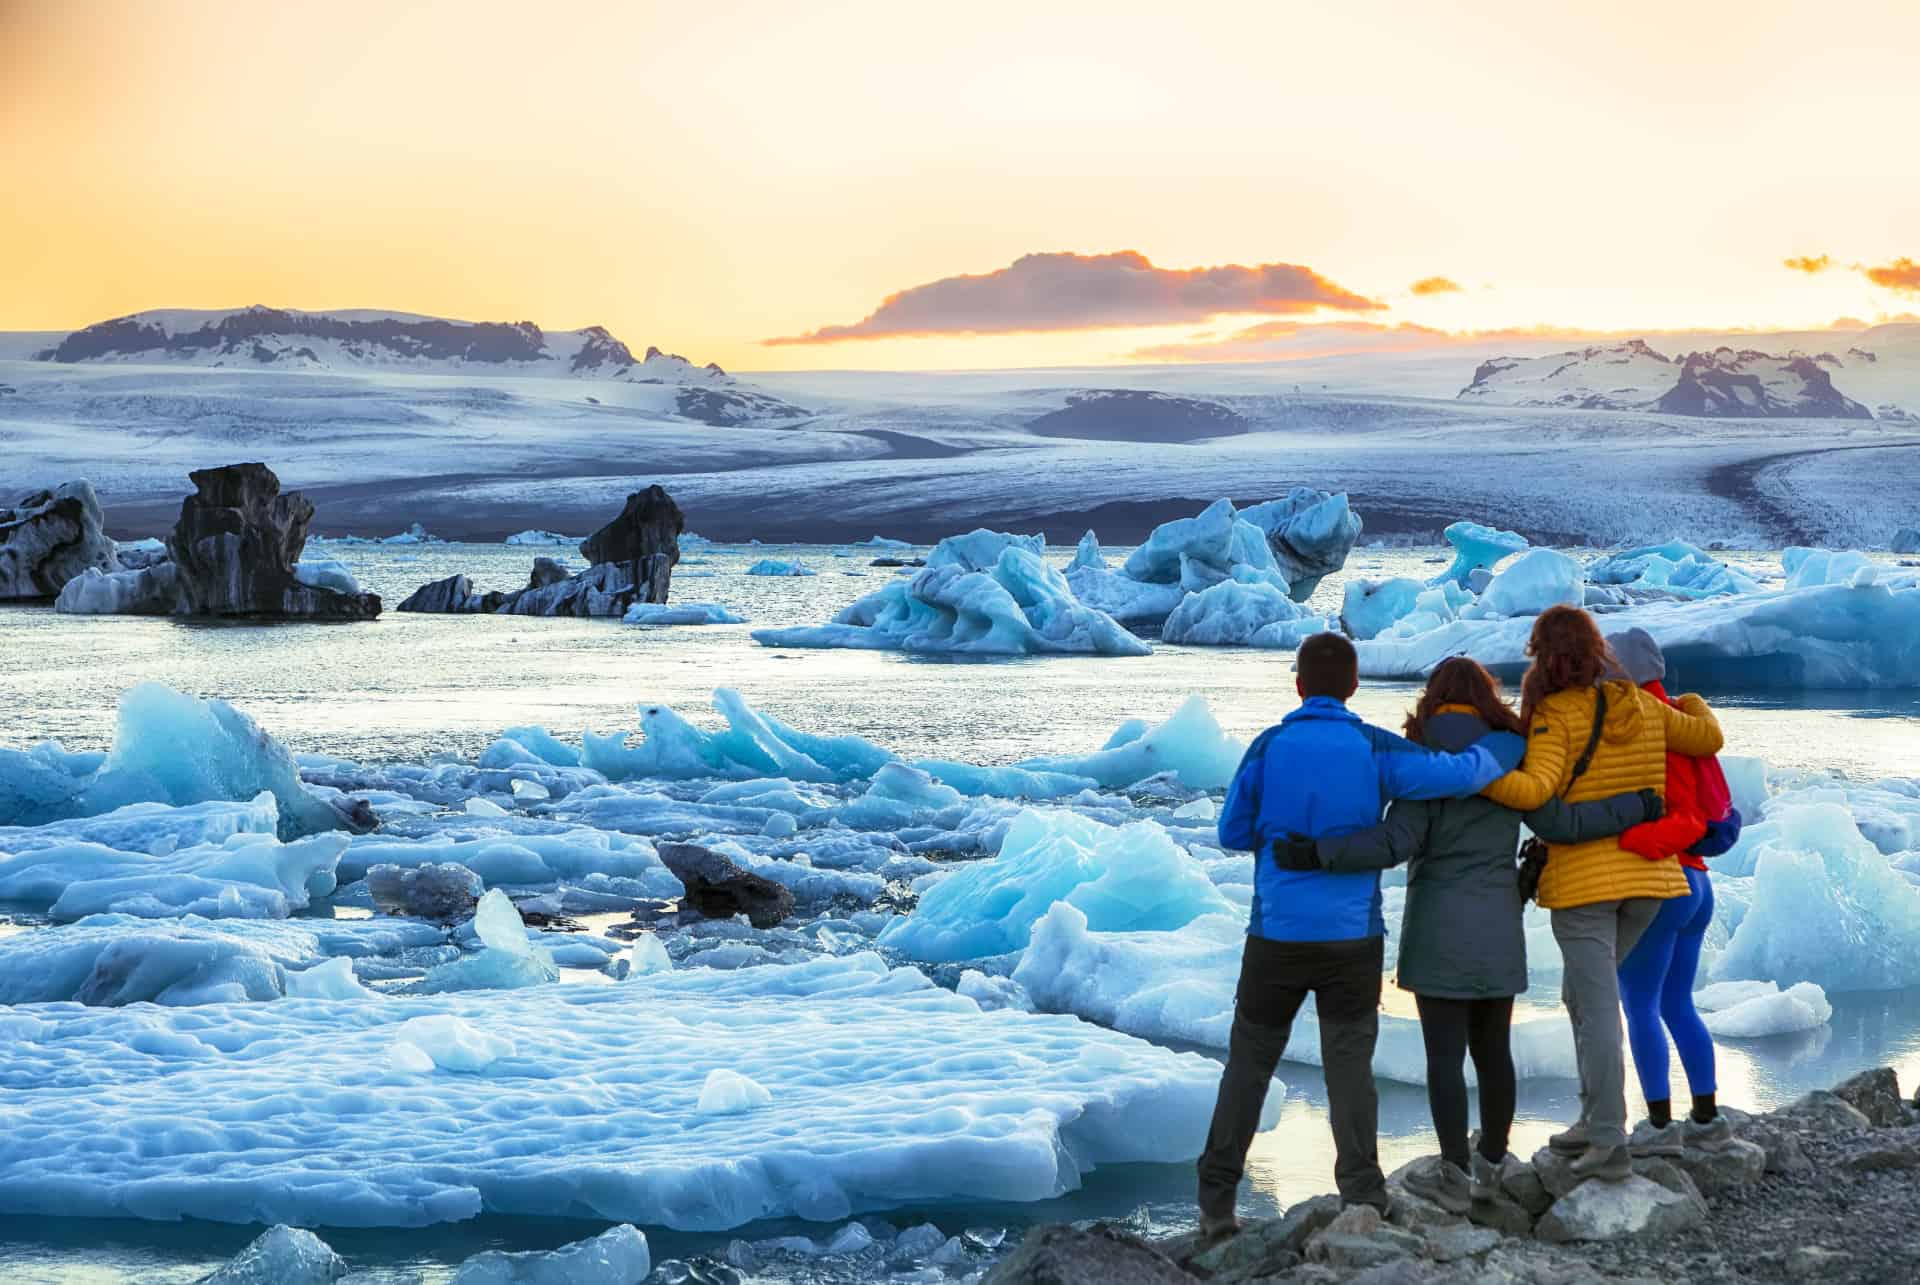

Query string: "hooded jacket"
[[1314, 706, 1655, 998], [1218, 696, 1518, 943], [1481, 679, 1723, 909]]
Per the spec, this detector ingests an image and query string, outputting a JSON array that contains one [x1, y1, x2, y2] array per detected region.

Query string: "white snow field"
[[6, 314, 1920, 548], [0, 952, 1232, 1230]]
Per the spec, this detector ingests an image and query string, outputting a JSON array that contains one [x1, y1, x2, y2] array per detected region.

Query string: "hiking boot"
[[1569, 1144, 1633, 1183], [1196, 1214, 1241, 1247], [1470, 1151, 1510, 1203], [1401, 1157, 1472, 1215], [1548, 1120, 1591, 1154], [1684, 1114, 1735, 1152], [1628, 1119, 1685, 1157]]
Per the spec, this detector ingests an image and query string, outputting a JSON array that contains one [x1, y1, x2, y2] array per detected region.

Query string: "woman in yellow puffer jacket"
[[1480, 605, 1723, 1183]]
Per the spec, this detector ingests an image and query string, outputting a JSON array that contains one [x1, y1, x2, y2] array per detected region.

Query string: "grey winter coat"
[[1314, 709, 1654, 999]]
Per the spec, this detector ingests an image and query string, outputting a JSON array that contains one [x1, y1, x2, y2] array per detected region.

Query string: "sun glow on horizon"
[[3, 0, 1918, 372]]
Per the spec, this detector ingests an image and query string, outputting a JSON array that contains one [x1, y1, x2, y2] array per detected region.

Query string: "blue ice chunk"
[[1432, 522, 1528, 588]]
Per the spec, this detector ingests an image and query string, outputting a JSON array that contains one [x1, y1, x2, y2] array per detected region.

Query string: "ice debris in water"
[[626, 934, 672, 976], [697, 1068, 773, 1115], [198, 1224, 346, 1284], [419, 891, 559, 993], [753, 529, 1148, 656], [1695, 979, 1832, 1037], [1433, 521, 1528, 587], [465, 796, 510, 817], [450, 1224, 651, 1285], [0, 953, 1224, 1228], [0, 683, 357, 838], [621, 601, 746, 625], [1587, 540, 1757, 599], [878, 809, 1232, 962]]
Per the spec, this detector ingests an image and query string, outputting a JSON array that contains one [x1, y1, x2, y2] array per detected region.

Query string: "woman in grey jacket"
[[1307, 657, 1657, 1214]]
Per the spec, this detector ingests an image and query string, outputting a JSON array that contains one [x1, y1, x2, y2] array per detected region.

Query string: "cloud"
[[1864, 257, 1920, 294], [1783, 254, 1834, 274], [764, 250, 1384, 345], [1409, 276, 1463, 296]]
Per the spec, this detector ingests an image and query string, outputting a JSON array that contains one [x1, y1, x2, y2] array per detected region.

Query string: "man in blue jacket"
[[1197, 633, 1521, 1234]]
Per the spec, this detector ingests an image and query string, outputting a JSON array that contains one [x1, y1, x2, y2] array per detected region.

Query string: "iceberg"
[[54, 561, 180, 615], [0, 683, 362, 838], [200, 1225, 347, 1285], [1587, 541, 1757, 599], [0, 953, 1225, 1230], [1010, 694, 1245, 790], [877, 809, 1232, 962], [745, 558, 815, 577], [1236, 489, 1364, 599], [1434, 522, 1528, 587], [621, 601, 745, 625], [1715, 801, 1920, 990], [753, 531, 1148, 657], [1066, 500, 1290, 627], [1470, 547, 1583, 618], [1160, 576, 1327, 648], [1354, 577, 1920, 688], [1783, 547, 1878, 589], [292, 558, 363, 597], [503, 530, 577, 546], [1340, 577, 1426, 641]]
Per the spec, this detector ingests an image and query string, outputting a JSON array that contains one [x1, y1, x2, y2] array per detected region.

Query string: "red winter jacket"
[[1619, 680, 1710, 869]]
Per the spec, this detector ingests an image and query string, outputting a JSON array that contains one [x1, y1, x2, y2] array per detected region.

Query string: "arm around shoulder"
[[1316, 800, 1432, 873], [1662, 693, 1724, 756], [1480, 712, 1570, 813]]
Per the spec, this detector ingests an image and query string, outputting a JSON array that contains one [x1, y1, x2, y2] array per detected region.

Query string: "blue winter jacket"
[[1219, 697, 1524, 942]]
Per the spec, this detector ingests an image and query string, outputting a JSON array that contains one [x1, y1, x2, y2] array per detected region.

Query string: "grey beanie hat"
[[1607, 626, 1666, 685]]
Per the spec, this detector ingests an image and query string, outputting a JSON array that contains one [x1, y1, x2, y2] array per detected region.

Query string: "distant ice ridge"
[[1353, 546, 1920, 688], [752, 530, 1149, 657], [0, 683, 363, 838], [503, 530, 576, 546], [0, 953, 1225, 1229]]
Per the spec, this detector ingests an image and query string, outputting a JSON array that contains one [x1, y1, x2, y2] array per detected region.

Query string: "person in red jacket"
[[1609, 629, 1738, 1154]]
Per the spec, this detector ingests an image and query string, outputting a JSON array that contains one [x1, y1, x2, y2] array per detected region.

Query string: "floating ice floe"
[[0, 813, 346, 921], [745, 559, 815, 577], [621, 601, 745, 625], [755, 530, 1147, 657], [292, 558, 363, 597], [1782, 546, 1878, 589], [1694, 979, 1832, 1037], [1433, 521, 1528, 587], [451, 1225, 651, 1285], [503, 530, 577, 546], [0, 912, 433, 1004], [0, 953, 1226, 1229], [0, 683, 362, 837], [418, 890, 559, 993], [1159, 576, 1329, 648]]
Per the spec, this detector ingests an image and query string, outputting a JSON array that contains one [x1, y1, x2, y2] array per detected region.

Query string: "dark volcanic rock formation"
[[397, 486, 685, 617], [1655, 349, 1873, 419], [168, 464, 382, 618], [0, 482, 119, 599], [656, 842, 794, 929], [580, 485, 684, 604]]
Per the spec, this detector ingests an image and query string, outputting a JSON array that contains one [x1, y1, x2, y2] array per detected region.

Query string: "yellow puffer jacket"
[[1483, 678, 1723, 910]]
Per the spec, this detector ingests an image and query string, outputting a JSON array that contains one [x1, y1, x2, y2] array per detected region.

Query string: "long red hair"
[[1405, 655, 1524, 743], [1519, 605, 1617, 726]]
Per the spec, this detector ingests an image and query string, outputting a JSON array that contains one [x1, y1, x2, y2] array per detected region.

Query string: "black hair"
[[1297, 632, 1359, 699]]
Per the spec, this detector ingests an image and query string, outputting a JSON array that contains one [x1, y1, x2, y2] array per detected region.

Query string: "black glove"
[[1637, 788, 1665, 823], [1273, 834, 1321, 872]]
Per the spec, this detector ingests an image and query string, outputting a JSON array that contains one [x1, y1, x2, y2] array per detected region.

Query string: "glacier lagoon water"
[[1, 540, 1919, 1283]]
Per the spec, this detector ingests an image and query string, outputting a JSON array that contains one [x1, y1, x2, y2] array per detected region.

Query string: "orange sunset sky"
[[3, 0, 1918, 371]]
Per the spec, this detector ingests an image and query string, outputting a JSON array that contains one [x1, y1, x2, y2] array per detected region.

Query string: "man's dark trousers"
[[1197, 933, 1388, 1218]]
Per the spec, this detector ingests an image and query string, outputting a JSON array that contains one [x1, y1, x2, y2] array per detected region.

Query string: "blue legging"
[[1616, 864, 1717, 1103]]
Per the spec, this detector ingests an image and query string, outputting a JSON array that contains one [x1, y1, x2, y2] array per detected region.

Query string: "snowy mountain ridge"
[[34, 305, 733, 384], [1460, 339, 1874, 419]]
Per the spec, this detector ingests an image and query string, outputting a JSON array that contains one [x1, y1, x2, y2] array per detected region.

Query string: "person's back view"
[[1197, 634, 1519, 1239], [1481, 607, 1722, 1182]]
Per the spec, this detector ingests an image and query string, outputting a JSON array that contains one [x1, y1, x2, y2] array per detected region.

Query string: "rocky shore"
[[987, 1067, 1920, 1284]]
